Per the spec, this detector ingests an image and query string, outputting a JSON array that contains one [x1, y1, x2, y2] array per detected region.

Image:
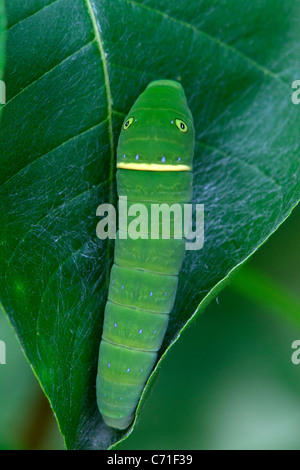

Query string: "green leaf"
[[0, 0, 299, 449]]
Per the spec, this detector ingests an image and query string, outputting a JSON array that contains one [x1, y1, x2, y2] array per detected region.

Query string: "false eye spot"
[[123, 116, 134, 130], [175, 118, 188, 133]]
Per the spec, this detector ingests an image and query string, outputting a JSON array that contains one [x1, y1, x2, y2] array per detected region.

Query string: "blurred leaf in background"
[[0, 0, 299, 449]]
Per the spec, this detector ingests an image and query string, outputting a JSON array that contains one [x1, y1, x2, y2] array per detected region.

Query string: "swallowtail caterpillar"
[[96, 80, 195, 429]]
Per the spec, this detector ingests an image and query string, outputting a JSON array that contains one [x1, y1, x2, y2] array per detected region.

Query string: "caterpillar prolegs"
[[96, 80, 195, 429]]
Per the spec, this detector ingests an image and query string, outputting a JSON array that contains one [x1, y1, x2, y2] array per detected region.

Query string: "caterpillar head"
[[117, 80, 195, 172]]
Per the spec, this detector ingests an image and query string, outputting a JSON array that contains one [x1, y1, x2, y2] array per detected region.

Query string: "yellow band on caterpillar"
[[117, 162, 191, 171]]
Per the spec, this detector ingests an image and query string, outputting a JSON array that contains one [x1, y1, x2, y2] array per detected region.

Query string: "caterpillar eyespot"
[[123, 116, 134, 130], [96, 79, 195, 430], [175, 118, 188, 133]]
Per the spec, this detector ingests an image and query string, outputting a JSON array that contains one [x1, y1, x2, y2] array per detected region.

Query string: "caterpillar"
[[96, 80, 195, 429]]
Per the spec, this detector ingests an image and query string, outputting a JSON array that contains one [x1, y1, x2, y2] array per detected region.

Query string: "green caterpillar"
[[96, 80, 195, 429]]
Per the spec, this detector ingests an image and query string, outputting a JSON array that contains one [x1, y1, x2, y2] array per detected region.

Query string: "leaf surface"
[[0, 0, 299, 449]]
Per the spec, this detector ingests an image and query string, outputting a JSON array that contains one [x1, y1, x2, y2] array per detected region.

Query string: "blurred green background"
[[0, 202, 299, 450]]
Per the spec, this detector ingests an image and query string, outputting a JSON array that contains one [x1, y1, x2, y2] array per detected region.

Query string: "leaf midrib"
[[84, 0, 114, 172], [84, 0, 115, 286]]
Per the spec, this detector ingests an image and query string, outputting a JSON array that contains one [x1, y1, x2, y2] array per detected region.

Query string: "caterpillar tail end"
[[102, 413, 134, 430]]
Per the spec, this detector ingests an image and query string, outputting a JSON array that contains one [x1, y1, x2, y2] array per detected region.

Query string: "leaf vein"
[[195, 139, 283, 193], [7, 0, 61, 31], [84, 0, 115, 285], [126, 0, 289, 90], [4, 180, 108, 281], [4, 39, 96, 107], [1, 116, 107, 189]]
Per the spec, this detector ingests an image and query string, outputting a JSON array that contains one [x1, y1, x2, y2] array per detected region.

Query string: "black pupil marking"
[[181, 123, 184, 129], [125, 121, 129, 126]]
